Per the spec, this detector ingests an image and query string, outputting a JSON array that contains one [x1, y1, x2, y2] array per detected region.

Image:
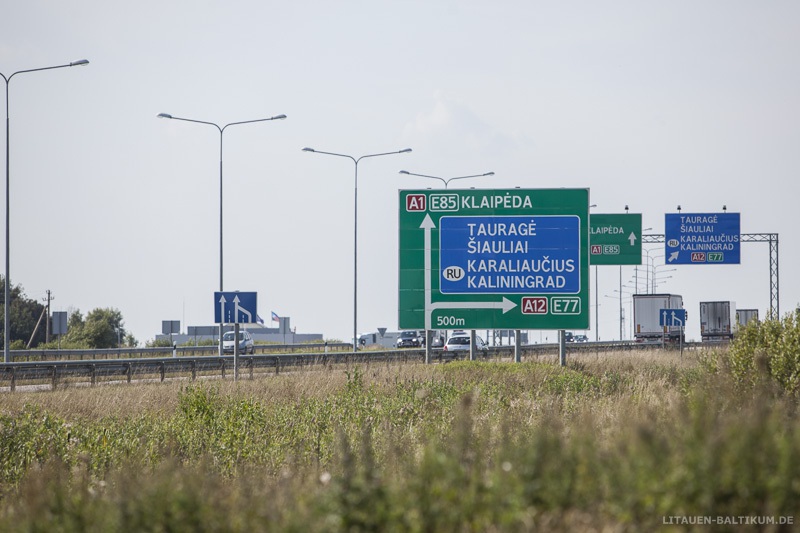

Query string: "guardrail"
[[0, 349, 463, 392], [6, 342, 354, 362], [0, 340, 704, 392]]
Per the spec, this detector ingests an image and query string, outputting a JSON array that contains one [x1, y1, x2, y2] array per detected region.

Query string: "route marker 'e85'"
[[399, 189, 590, 331]]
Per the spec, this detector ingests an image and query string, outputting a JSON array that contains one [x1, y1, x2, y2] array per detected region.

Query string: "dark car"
[[396, 330, 423, 348]]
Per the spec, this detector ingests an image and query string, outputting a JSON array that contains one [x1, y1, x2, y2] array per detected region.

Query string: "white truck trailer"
[[633, 294, 685, 343], [700, 301, 736, 341], [736, 309, 759, 330]]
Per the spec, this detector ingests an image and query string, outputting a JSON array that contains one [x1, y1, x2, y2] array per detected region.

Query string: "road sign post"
[[659, 308, 686, 356], [399, 189, 590, 339], [214, 292, 258, 324], [214, 291, 257, 383]]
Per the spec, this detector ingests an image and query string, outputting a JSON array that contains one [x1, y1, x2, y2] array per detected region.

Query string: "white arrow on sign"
[[668, 251, 679, 262], [233, 295, 252, 324], [628, 232, 637, 246], [420, 214, 517, 330], [671, 310, 683, 326], [430, 298, 517, 313], [219, 294, 227, 323]]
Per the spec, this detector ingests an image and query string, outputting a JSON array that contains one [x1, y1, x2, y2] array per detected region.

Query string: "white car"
[[443, 334, 488, 356], [222, 330, 255, 354]]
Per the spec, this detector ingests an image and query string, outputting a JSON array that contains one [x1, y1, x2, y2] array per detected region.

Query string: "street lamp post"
[[158, 112, 286, 355], [2, 59, 89, 363], [643, 248, 664, 294], [303, 147, 412, 353], [398, 170, 494, 189], [399, 169, 493, 363], [634, 227, 653, 294]]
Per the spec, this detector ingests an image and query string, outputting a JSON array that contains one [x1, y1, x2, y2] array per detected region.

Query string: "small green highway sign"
[[589, 213, 642, 265], [399, 188, 590, 331]]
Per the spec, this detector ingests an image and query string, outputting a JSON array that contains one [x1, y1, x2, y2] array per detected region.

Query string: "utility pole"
[[43, 290, 53, 343]]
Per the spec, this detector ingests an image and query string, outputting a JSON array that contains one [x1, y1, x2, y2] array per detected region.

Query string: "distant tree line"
[[0, 277, 137, 349]]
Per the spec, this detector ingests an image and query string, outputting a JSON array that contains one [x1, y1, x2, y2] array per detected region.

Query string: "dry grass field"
[[1, 317, 798, 532]]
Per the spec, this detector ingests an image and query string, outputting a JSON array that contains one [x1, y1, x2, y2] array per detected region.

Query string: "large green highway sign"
[[399, 189, 590, 331], [589, 213, 642, 265]]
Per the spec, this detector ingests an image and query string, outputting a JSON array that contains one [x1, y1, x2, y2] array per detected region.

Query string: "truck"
[[700, 301, 736, 341], [736, 309, 759, 331], [358, 331, 400, 349], [633, 293, 685, 343]]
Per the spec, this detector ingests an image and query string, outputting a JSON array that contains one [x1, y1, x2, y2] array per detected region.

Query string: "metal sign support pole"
[[233, 322, 240, 382]]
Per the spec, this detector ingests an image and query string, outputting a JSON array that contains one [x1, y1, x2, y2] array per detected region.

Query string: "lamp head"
[[399, 170, 410, 175], [399, 148, 412, 153], [70, 59, 90, 67], [157, 113, 173, 119], [485, 172, 495, 176], [302, 147, 315, 152], [273, 114, 287, 120]]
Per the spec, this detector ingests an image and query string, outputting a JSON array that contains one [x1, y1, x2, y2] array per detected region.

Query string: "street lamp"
[[303, 147, 412, 352], [2, 59, 89, 363], [398, 170, 494, 189], [643, 249, 665, 294], [634, 227, 652, 293], [608, 292, 633, 339], [158, 112, 286, 355], [651, 265, 675, 293]]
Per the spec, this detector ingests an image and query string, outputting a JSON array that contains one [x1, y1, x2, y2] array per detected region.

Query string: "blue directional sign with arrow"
[[214, 292, 258, 324], [665, 212, 740, 265], [659, 308, 686, 327]]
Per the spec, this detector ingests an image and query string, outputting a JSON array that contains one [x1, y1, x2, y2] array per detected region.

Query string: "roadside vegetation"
[[1, 315, 799, 531]]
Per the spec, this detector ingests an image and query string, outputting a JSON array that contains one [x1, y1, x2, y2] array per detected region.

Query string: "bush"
[[727, 313, 800, 395]]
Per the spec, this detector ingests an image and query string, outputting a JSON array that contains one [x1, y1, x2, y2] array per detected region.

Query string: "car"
[[574, 335, 589, 343], [443, 334, 489, 356], [222, 330, 255, 354], [396, 330, 424, 348]]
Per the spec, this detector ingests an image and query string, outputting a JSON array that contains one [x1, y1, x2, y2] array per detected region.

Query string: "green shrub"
[[727, 313, 800, 395]]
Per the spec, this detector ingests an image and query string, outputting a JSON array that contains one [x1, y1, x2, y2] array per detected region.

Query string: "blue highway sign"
[[659, 308, 687, 327], [439, 215, 580, 294], [665, 212, 740, 265], [214, 291, 258, 324]]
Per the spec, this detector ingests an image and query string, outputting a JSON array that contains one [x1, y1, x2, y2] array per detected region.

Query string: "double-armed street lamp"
[[398, 170, 494, 189], [2, 59, 89, 363], [303, 147, 412, 352], [158, 112, 286, 355]]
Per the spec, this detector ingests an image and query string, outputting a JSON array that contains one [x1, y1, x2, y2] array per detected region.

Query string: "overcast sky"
[[2, 0, 799, 344]]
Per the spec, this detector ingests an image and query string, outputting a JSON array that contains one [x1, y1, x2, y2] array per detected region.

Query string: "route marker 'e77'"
[[399, 189, 590, 331]]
